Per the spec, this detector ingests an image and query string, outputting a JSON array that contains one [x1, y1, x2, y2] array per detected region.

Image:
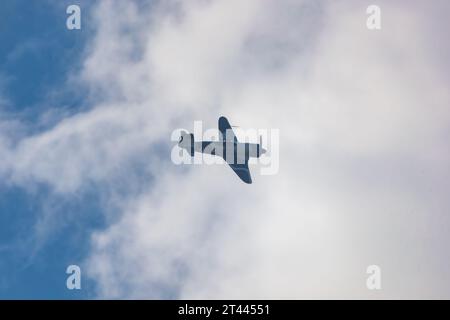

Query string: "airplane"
[[178, 116, 266, 184]]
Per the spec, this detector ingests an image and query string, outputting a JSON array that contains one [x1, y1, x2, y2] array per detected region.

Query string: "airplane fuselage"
[[194, 141, 263, 164]]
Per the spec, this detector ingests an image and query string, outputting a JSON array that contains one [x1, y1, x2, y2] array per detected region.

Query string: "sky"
[[0, 0, 450, 299]]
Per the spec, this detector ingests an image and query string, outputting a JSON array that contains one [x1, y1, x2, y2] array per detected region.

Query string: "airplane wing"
[[227, 161, 252, 184], [219, 116, 251, 183], [218, 116, 237, 142]]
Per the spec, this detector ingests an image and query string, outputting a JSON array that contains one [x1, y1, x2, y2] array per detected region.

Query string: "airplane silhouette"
[[178, 116, 266, 184]]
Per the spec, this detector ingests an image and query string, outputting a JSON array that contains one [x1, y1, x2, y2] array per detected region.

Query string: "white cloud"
[[1, 0, 450, 298]]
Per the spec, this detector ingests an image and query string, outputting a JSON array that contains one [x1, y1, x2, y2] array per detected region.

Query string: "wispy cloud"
[[1, 0, 450, 298]]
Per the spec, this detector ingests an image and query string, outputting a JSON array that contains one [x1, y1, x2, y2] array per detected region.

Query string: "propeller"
[[259, 134, 267, 155]]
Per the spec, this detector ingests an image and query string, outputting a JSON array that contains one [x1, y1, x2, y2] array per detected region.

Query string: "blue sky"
[[0, 0, 97, 299], [1, 0, 450, 299]]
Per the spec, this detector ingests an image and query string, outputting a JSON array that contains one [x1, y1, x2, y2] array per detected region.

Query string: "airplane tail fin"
[[178, 131, 195, 156], [188, 133, 194, 156]]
